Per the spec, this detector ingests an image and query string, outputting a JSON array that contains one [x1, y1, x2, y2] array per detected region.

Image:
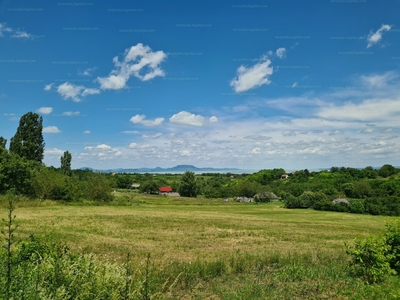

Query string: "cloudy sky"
[[1, 0, 399, 171]]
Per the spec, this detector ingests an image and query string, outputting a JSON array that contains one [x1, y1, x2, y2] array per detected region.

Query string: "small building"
[[281, 174, 289, 179], [159, 186, 173, 194], [130, 183, 140, 189], [332, 198, 349, 205]]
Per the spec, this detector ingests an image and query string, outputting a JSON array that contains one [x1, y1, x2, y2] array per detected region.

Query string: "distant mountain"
[[81, 164, 241, 173]]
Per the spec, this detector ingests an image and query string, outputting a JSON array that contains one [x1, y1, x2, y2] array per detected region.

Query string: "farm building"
[[159, 186, 173, 194]]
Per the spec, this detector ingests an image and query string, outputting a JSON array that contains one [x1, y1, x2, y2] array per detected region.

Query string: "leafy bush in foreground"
[[346, 220, 400, 284]]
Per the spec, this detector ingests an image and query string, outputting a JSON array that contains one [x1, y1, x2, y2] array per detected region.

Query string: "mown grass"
[[1, 193, 400, 299]]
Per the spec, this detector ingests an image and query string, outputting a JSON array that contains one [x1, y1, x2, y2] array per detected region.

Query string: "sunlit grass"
[[8, 195, 391, 264]]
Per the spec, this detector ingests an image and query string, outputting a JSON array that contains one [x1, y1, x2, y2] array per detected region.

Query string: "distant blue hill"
[[80, 164, 241, 173]]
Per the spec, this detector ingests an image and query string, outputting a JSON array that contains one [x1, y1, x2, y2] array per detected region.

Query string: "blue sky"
[[1, 0, 399, 170]]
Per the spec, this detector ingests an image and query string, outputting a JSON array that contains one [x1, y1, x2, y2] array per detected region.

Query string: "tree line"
[[1, 112, 399, 216]]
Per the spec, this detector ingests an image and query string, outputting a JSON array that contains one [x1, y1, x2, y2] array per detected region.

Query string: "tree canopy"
[[9, 112, 45, 163], [178, 171, 197, 197]]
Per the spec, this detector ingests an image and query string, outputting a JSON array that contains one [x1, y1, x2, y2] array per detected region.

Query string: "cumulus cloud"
[[56, 82, 99, 102], [43, 126, 61, 133], [209, 116, 219, 123], [276, 48, 286, 58], [83, 130, 90, 134], [96, 144, 112, 150], [169, 111, 206, 126], [230, 56, 273, 93], [97, 43, 167, 90], [130, 114, 164, 126], [367, 24, 392, 48], [36, 107, 53, 115]]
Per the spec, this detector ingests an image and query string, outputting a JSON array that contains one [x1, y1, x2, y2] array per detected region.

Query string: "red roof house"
[[159, 186, 173, 193]]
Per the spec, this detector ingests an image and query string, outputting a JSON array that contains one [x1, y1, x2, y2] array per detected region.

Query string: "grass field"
[[2, 194, 400, 299]]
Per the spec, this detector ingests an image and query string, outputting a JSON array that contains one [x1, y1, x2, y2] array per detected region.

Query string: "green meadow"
[[2, 193, 399, 299]]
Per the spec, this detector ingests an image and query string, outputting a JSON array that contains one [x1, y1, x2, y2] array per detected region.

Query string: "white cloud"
[[79, 67, 97, 76], [230, 56, 273, 93], [129, 143, 138, 148], [276, 48, 286, 59], [97, 43, 167, 90], [0, 23, 35, 39], [251, 147, 261, 154], [83, 130, 90, 134], [44, 148, 64, 156], [361, 71, 397, 88], [44, 83, 53, 91], [43, 126, 61, 133], [0, 23, 12, 37], [291, 82, 298, 88], [367, 24, 392, 48], [317, 98, 400, 121], [81, 88, 100, 97], [130, 114, 164, 126], [11, 31, 33, 39], [62, 111, 80, 116], [142, 133, 162, 139], [180, 150, 190, 156], [57, 82, 99, 102], [96, 144, 112, 150], [169, 111, 206, 126], [36, 107, 53, 115], [209, 116, 219, 123], [57, 82, 84, 102]]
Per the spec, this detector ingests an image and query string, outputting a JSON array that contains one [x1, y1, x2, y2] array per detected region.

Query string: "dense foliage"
[[9, 112, 45, 164]]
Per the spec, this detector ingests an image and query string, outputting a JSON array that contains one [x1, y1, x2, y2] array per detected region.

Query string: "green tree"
[[0, 147, 34, 195], [178, 171, 197, 197], [60, 151, 72, 176], [354, 181, 372, 198], [0, 136, 6, 149], [378, 164, 396, 178], [139, 180, 158, 194], [9, 112, 45, 163]]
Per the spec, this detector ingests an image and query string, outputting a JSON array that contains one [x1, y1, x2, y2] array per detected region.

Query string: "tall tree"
[[178, 171, 197, 197], [0, 136, 6, 149], [60, 150, 72, 175], [9, 112, 45, 163]]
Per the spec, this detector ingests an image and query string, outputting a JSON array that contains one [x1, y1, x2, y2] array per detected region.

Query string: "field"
[[3, 194, 400, 299]]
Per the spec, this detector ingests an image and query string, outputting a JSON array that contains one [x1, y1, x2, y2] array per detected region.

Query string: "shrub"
[[254, 191, 275, 203], [384, 220, 400, 274], [346, 235, 396, 284], [284, 195, 305, 208], [349, 199, 365, 214]]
